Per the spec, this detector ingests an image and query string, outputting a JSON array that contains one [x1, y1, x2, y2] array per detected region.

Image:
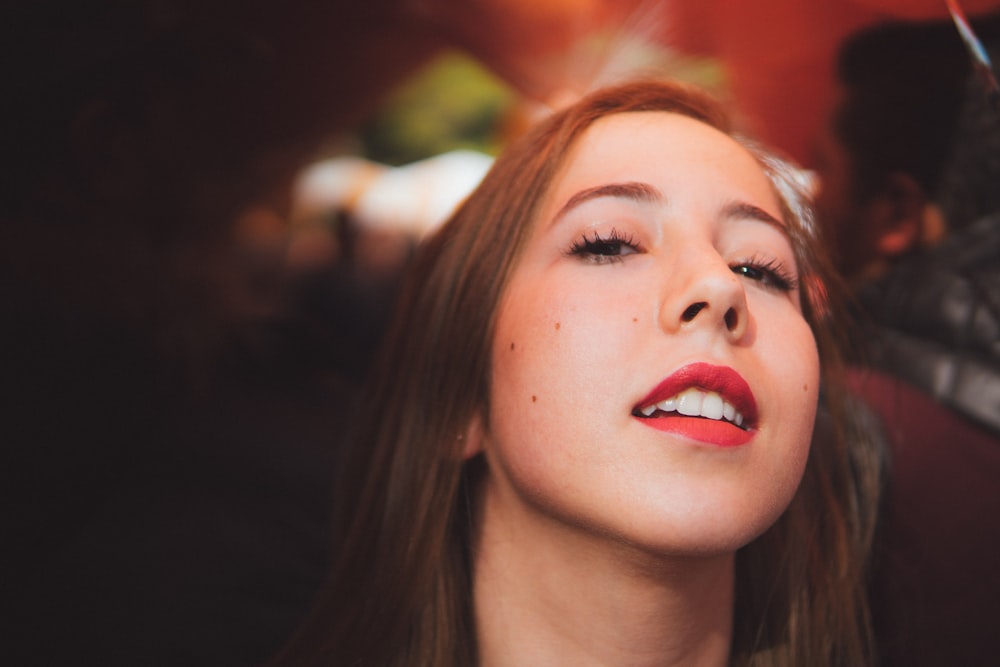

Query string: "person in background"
[[272, 79, 884, 667], [811, 15, 1000, 666]]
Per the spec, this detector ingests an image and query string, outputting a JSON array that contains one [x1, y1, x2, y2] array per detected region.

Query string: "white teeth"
[[702, 392, 724, 420], [655, 397, 676, 413], [639, 389, 745, 427], [676, 388, 703, 416]]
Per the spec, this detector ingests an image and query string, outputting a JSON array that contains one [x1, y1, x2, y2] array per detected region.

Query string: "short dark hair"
[[834, 19, 971, 201]]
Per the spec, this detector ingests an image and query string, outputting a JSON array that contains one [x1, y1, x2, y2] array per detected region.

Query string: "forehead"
[[547, 111, 779, 209]]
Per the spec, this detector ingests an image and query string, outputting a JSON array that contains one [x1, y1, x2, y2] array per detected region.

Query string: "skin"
[[467, 111, 820, 666]]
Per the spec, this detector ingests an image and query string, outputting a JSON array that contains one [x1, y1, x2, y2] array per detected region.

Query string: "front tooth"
[[676, 388, 703, 416], [723, 401, 736, 422], [656, 397, 677, 413], [702, 392, 724, 420]]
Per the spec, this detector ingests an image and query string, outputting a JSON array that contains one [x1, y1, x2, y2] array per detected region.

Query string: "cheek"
[[494, 276, 640, 393], [765, 311, 820, 470], [755, 294, 820, 383], [749, 297, 820, 436], [484, 279, 650, 531], [488, 276, 641, 457], [736, 314, 818, 544]]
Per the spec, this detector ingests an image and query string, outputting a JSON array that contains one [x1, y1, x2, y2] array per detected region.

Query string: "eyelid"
[[551, 182, 663, 230]]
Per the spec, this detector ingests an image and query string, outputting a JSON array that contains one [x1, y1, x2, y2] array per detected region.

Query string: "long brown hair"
[[273, 79, 881, 666]]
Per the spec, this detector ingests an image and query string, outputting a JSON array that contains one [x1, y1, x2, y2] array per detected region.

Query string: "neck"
[[472, 484, 734, 667]]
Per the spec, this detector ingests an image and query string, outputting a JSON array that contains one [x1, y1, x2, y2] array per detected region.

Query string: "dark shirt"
[[851, 369, 1000, 667], [851, 212, 1000, 666]]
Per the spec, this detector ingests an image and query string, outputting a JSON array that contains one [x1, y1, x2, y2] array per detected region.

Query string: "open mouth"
[[632, 387, 749, 431], [631, 363, 758, 446]]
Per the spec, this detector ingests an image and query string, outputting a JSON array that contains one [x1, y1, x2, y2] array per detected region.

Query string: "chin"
[[640, 498, 792, 559]]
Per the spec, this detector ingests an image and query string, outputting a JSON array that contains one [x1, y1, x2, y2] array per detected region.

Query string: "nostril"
[[724, 307, 739, 331], [682, 302, 706, 322]]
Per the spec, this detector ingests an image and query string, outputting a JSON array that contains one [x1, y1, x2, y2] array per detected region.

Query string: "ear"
[[871, 172, 926, 259], [920, 202, 947, 247], [460, 409, 488, 460]]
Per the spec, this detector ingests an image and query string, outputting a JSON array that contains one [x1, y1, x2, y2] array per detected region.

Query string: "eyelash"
[[569, 231, 798, 292], [731, 256, 798, 292], [567, 228, 640, 264]]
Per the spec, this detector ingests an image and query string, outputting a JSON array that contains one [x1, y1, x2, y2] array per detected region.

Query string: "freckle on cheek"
[[554, 322, 560, 331], [632, 317, 638, 323], [803, 384, 809, 392], [531, 395, 537, 403], [510, 342, 515, 351]]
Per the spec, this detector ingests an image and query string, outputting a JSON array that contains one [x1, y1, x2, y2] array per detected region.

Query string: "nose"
[[659, 247, 749, 340]]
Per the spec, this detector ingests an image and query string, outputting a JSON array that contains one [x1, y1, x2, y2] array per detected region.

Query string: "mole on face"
[[555, 322, 560, 331], [510, 342, 516, 351], [531, 395, 537, 403]]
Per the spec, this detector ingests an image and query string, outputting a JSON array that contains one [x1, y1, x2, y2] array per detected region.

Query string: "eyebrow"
[[551, 181, 662, 226], [551, 181, 789, 236], [720, 201, 788, 236]]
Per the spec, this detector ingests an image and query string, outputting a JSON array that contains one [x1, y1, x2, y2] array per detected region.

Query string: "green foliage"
[[360, 51, 515, 166]]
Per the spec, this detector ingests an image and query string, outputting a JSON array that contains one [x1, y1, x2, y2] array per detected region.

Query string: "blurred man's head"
[[811, 16, 999, 283]]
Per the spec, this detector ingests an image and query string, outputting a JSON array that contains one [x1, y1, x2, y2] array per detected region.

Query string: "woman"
[[274, 79, 882, 666]]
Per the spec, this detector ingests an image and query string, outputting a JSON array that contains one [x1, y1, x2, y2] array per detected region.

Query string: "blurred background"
[[3, 1, 999, 665]]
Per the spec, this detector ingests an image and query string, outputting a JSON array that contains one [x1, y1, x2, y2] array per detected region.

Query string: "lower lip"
[[637, 415, 754, 447]]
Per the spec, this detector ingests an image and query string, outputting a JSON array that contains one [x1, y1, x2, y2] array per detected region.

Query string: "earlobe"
[[875, 218, 919, 257], [461, 410, 488, 460], [874, 172, 925, 259], [920, 203, 947, 247]]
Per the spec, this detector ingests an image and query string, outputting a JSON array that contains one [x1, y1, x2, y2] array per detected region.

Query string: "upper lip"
[[632, 362, 758, 429]]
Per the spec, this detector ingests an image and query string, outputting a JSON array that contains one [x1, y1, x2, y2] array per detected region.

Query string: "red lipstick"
[[633, 362, 758, 447]]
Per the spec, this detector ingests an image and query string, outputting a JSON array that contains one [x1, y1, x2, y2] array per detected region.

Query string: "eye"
[[731, 256, 798, 292], [568, 228, 641, 264]]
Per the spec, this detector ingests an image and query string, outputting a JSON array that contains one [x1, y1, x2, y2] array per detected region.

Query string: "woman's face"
[[477, 111, 819, 558]]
